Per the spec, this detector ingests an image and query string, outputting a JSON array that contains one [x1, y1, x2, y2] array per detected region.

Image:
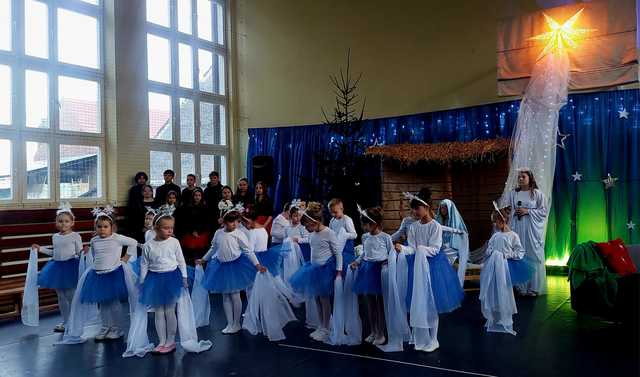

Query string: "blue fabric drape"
[[248, 88, 640, 262]]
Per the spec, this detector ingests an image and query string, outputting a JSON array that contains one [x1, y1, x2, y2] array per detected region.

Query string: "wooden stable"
[[369, 139, 510, 250]]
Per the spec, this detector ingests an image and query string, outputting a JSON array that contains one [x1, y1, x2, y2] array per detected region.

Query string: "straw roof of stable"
[[365, 138, 510, 164]]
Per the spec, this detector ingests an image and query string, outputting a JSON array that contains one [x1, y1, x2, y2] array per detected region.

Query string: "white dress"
[[507, 189, 548, 295], [479, 231, 525, 335]]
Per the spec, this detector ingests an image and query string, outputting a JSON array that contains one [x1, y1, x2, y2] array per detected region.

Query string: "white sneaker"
[[314, 328, 330, 342], [105, 327, 123, 340], [420, 340, 439, 353], [365, 333, 375, 343], [309, 328, 323, 340], [95, 326, 110, 340], [227, 324, 241, 334], [373, 335, 386, 345], [221, 325, 232, 334]]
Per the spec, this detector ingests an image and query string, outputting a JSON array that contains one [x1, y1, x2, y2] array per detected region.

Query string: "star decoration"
[[529, 8, 594, 60], [571, 172, 582, 181], [618, 108, 629, 119], [557, 130, 571, 149], [602, 173, 618, 189], [627, 221, 636, 231]]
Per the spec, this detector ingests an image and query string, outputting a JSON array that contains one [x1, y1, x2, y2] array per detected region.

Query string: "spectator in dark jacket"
[[154, 169, 181, 207]]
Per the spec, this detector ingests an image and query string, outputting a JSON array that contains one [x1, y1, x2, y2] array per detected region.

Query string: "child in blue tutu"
[[479, 204, 526, 335], [350, 206, 392, 346], [196, 203, 266, 334], [78, 206, 139, 341], [396, 188, 462, 352], [31, 203, 84, 333], [328, 198, 357, 269], [140, 213, 188, 354], [289, 202, 343, 342], [242, 210, 282, 275]]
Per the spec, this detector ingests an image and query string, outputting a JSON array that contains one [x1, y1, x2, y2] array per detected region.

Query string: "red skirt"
[[256, 215, 272, 235], [181, 231, 211, 251]]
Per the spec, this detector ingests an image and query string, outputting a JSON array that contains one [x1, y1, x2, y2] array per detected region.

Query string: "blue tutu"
[[299, 243, 311, 262], [507, 258, 534, 286], [342, 239, 356, 272], [405, 251, 464, 313], [352, 260, 384, 295], [256, 247, 283, 276], [289, 256, 337, 298], [38, 258, 79, 289], [140, 268, 184, 306], [79, 266, 128, 304], [202, 254, 257, 293]]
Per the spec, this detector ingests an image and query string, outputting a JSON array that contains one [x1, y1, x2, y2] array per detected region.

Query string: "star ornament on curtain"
[[602, 173, 619, 189], [618, 108, 629, 119], [627, 221, 636, 231], [529, 8, 594, 60]]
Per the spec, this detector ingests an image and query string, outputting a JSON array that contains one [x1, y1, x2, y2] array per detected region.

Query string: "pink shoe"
[[152, 345, 165, 353], [159, 342, 176, 354]]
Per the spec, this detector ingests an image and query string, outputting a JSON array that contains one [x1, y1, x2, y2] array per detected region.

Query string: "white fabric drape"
[[479, 251, 517, 335], [191, 265, 211, 328], [377, 250, 410, 352], [326, 268, 362, 346], [21, 248, 40, 327]]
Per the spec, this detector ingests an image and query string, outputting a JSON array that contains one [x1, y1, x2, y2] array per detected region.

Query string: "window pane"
[[178, 43, 193, 88], [200, 154, 226, 185], [198, 49, 213, 93], [25, 70, 49, 129], [80, 0, 99, 4], [146, 0, 170, 27], [0, 139, 11, 200], [179, 98, 194, 142], [177, 0, 192, 34], [59, 76, 100, 133], [196, 0, 212, 41], [214, 1, 224, 45], [26, 141, 49, 199], [200, 102, 225, 145], [150, 150, 173, 187], [0, 0, 11, 51], [0, 65, 10, 125], [25, 0, 48, 59], [217, 53, 225, 95], [148, 92, 172, 140], [147, 34, 171, 84], [57, 9, 99, 68], [59, 144, 101, 199], [180, 153, 195, 185]]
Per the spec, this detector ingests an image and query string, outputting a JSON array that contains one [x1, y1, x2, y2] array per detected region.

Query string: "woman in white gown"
[[505, 169, 548, 296]]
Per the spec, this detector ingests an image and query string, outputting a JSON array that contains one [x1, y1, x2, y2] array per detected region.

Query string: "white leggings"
[[154, 303, 178, 346], [55, 288, 75, 325], [99, 301, 122, 328], [222, 292, 242, 328]]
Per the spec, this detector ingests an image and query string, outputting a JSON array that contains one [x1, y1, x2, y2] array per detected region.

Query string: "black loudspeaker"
[[252, 155, 274, 186]]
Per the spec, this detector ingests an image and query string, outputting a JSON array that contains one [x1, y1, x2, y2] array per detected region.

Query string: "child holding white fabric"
[[290, 202, 342, 342], [479, 204, 526, 335], [139, 214, 188, 354], [284, 200, 310, 262], [243, 210, 282, 275], [350, 206, 392, 345], [31, 203, 83, 332], [329, 198, 357, 269], [196, 204, 266, 334], [270, 202, 291, 245], [77, 207, 139, 341]]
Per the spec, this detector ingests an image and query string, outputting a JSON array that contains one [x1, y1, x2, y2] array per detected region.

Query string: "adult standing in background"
[[154, 169, 181, 207], [174, 187, 209, 265], [253, 181, 273, 234], [126, 171, 149, 238], [181, 174, 199, 207], [204, 171, 224, 233], [233, 177, 254, 209]]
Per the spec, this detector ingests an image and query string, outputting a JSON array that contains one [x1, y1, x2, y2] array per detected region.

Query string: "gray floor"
[[0, 276, 638, 377]]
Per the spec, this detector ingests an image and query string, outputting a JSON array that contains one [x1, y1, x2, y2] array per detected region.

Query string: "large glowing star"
[[529, 8, 593, 59]]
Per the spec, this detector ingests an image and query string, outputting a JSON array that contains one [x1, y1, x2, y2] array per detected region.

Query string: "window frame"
[[147, 0, 229, 187], [0, 0, 105, 207]]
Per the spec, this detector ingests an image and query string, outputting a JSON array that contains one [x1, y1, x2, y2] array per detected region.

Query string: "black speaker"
[[252, 155, 274, 186]]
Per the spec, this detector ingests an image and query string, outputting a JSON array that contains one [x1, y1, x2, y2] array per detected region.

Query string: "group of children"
[[27, 172, 543, 356]]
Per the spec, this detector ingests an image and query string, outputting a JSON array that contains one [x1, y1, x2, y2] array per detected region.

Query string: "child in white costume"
[[479, 204, 526, 335]]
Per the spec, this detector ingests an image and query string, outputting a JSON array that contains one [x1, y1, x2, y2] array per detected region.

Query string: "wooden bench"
[[0, 208, 99, 321]]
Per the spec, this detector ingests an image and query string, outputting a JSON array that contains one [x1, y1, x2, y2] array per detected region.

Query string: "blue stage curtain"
[[248, 88, 640, 263]]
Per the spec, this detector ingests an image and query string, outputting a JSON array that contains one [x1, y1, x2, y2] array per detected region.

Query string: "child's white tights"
[[55, 288, 75, 325], [222, 292, 242, 329], [154, 303, 178, 346]]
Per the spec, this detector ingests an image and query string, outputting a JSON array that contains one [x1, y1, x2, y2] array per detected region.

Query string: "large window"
[[147, 0, 228, 188], [0, 0, 103, 204]]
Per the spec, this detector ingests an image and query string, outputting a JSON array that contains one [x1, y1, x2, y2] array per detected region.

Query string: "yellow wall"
[[231, 0, 548, 174]]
